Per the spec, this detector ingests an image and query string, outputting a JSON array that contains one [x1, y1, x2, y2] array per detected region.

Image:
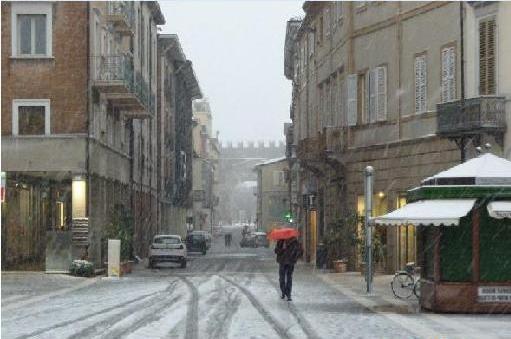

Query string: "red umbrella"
[[267, 228, 299, 241]]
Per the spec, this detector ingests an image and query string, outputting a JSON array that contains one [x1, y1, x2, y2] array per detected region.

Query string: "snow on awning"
[[487, 201, 511, 219], [372, 199, 477, 227]]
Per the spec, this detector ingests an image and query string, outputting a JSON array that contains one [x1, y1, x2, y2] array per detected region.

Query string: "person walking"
[[274, 236, 302, 301]]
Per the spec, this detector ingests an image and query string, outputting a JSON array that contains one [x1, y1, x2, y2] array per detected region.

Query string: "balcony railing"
[[106, 1, 134, 34], [437, 96, 506, 136], [94, 55, 134, 92], [94, 56, 153, 118]]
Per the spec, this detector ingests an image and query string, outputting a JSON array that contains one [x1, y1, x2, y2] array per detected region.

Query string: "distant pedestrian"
[[274, 237, 302, 301], [225, 233, 232, 247]]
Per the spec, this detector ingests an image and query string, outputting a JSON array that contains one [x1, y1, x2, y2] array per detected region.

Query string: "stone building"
[[254, 158, 294, 233], [284, 1, 510, 272], [1, 1, 201, 270], [191, 99, 219, 232], [217, 141, 285, 226], [157, 34, 202, 239]]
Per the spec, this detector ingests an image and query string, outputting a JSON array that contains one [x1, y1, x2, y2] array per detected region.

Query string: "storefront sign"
[[478, 286, 511, 303]]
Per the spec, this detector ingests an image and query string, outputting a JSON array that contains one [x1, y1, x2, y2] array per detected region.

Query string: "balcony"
[[93, 56, 153, 118], [106, 1, 134, 34], [437, 96, 506, 137]]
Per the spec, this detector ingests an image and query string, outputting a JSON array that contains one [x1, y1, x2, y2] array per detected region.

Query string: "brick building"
[[1, 1, 201, 271]]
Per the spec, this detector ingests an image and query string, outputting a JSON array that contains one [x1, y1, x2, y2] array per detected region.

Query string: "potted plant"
[[324, 213, 358, 271], [104, 204, 134, 276]]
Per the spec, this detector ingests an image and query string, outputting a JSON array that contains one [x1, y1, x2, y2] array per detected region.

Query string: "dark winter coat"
[[275, 238, 303, 265]]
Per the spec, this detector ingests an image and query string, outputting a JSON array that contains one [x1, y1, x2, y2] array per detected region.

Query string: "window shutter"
[[308, 32, 314, 57], [347, 75, 358, 126], [415, 56, 427, 113], [447, 47, 456, 101], [325, 8, 330, 36], [376, 66, 387, 121], [273, 171, 280, 186], [364, 72, 370, 124], [479, 18, 496, 95], [441, 47, 455, 102]]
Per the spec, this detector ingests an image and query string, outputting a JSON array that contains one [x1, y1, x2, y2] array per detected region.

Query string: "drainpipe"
[[86, 2, 91, 261], [460, 2, 467, 163]]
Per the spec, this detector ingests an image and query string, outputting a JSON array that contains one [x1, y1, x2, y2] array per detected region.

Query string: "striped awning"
[[372, 199, 477, 227]]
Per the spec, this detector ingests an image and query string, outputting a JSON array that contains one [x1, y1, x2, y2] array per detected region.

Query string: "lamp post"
[[364, 166, 374, 294]]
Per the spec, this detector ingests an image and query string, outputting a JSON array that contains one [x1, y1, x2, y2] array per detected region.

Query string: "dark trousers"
[[279, 264, 294, 297]]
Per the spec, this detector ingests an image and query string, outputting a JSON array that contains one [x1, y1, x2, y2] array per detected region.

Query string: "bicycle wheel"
[[391, 272, 414, 299], [413, 278, 421, 298]]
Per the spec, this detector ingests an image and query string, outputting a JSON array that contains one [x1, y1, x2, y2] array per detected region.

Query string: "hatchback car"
[[254, 232, 269, 248], [148, 235, 187, 268]]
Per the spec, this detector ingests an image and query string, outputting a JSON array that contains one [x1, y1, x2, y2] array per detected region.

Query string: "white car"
[[148, 235, 187, 268]]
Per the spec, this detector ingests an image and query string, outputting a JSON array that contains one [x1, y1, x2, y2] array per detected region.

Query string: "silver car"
[[148, 235, 187, 268]]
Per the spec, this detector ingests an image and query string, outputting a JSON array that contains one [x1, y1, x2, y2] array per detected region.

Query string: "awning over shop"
[[487, 201, 511, 219], [372, 199, 477, 226]]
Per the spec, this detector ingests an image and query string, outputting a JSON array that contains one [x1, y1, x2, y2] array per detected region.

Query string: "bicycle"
[[391, 262, 421, 299]]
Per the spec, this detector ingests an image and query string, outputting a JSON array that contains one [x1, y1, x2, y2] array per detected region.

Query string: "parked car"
[[240, 233, 256, 248], [190, 231, 212, 249], [148, 235, 187, 269], [186, 233, 208, 255], [254, 231, 269, 248]]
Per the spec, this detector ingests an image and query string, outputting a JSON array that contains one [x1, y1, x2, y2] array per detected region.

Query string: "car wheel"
[[180, 259, 187, 268]]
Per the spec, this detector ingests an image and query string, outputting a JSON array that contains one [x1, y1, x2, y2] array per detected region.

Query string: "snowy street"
[[2, 226, 510, 339]]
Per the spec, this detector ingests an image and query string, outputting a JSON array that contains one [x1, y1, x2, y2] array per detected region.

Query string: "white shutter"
[[415, 56, 427, 113], [375, 66, 387, 121], [447, 47, 456, 101], [441, 47, 455, 102], [308, 32, 314, 57], [325, 8, 330, 36], [369, 69, 378, 123], [364, 72, 370, 124], [339, 78, 345, 127], [347, 74, 358, 126]]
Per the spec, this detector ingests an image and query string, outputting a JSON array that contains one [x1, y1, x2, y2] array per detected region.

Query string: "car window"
[[154, 237, 180, 244]]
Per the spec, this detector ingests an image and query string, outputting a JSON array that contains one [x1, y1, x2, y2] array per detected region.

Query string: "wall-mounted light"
[[72, 176, 87, 219], [378, 191, 385, 198]]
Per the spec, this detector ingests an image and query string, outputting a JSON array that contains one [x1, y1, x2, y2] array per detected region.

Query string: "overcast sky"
[[159, 1, 303, 144]]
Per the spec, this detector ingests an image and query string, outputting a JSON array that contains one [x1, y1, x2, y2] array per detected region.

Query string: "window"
[[362, 66, 387, 124], [347, 74, 358, 126], [273, 171, 285, 186], [12, 99, 51, 136], [415, 55, 427, 113], [479, 17, 496, 95], [11, 2, 52, 57], [441, 46, 456, 102]]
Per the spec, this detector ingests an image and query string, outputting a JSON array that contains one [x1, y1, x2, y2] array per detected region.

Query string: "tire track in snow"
[[66, 281, 180, 339], [220, 275, 291, 339], [180, 276, 199, 339], [14, 286, 171, 339], [204, 277, 241, 339], [99, 295, 184, 338], [263, 273, 321, 339]]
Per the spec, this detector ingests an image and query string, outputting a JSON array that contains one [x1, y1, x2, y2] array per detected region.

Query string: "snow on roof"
[[254, 157, 287, 167], [427, 153, 511, 185]]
